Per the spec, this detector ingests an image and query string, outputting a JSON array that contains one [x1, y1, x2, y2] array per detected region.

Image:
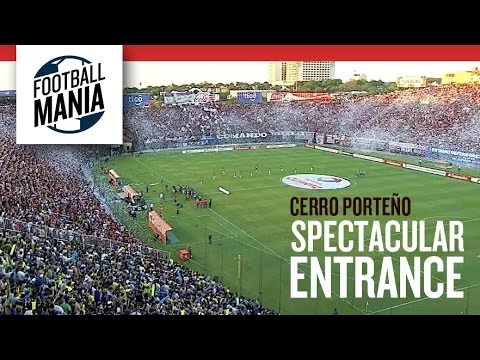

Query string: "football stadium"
[[1, 80, 480, 315]]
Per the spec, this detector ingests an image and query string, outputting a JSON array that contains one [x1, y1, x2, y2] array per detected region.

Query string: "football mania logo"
[[33, 55, 105, 134]]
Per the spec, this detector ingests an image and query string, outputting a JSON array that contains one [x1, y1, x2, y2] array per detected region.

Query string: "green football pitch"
[[102, 147, 480, 315]]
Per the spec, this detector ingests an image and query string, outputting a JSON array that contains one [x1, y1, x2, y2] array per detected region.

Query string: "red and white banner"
[[269, 92, 334, 103]]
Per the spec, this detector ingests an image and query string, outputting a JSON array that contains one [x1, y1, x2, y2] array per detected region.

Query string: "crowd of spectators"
[[123, 84, 480, 153], [0, 83, 479, 314], [0, 228, 273, 315], [0, 141, 136, 243], [0, 105, 274, 315]]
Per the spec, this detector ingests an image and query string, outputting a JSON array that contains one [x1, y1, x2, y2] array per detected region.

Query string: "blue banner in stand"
[[0, 90, 16, 97], [123, 93, 150, 107], [237, 91, 262, 104]]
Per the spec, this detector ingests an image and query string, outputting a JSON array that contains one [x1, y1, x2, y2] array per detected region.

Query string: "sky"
[[1, 61, 480, 89]]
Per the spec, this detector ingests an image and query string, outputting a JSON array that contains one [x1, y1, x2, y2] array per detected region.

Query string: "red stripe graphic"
[[0, 45, 15, 61], [1, 45, 480, 61]]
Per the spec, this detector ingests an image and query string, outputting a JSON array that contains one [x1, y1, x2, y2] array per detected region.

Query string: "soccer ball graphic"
[[34, 55, 104, 134]]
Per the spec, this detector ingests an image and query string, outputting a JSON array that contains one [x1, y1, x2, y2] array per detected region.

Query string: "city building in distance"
[[442, 67, 480, 85], [268, 61, 335, 86]]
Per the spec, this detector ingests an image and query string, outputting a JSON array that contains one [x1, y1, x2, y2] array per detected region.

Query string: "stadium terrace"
[[123, 84, 480, 154]]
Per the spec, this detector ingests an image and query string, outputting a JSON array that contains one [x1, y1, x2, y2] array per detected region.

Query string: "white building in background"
[[268, 61, 335, 86], [297, 62, 335, 81]]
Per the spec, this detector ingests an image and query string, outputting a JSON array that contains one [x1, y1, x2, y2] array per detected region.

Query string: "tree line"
[[125, 77, 443, 103], [124, 79, 412, 97]]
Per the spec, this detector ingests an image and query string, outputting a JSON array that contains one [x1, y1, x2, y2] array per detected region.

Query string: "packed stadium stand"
[[0, 106, 273, 315], [1, 83, 479, 315], [124, 84, 480, 153]]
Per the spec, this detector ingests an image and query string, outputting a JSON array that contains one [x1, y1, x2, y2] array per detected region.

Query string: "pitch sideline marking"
[[204, 226, 237, 239], [206, 220, 281, 258], [205, 229, 282, 256], [208, 213, 239, 238]]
